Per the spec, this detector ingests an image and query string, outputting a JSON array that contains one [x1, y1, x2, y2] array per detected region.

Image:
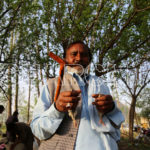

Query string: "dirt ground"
[[119, 132, 150, 150], [118, 140, 150, 150]]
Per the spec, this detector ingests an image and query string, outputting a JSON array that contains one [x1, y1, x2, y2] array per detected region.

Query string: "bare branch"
[[0, 85, 8, 100], [136, 79, 150, 97], [136, 69, 150, 97], [120, 76, 133, 96], [133, 67, 139, 95]]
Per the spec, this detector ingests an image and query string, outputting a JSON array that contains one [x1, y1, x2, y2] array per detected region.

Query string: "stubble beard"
[[66, 64, 90, 76]]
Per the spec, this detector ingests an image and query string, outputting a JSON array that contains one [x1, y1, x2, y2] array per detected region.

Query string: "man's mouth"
[[66, 65, 84, 75]]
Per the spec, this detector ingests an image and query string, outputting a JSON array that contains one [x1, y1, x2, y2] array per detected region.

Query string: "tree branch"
[[100, 10, 137, 59], [136, 6, 150, 12], [113, 37, 150, 66], [83, 0, 104, 39], [136, 69, 150, 97], [0, 2, 23, 34], [136, 79, 150, 97], [120, 76, 133, 96], [0, 85, 8, 100], [0, 2, 23, 54], [0, 7, 12, 20]]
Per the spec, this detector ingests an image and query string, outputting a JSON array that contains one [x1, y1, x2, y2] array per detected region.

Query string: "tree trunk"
[[46, 23, 50, 80], [7, 31, 14, 117], [35, 65, 40, 97], [35, 39, 40, 97], [129, 96, 136, 142], [7, 65, 12, 117], [40, 64, 44, 85], [14, 54, 20, 111], [134, 111, 139, 126], [27, 66, 31, 123]]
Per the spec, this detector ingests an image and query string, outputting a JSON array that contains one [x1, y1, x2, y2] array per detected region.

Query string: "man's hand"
[[55, 90, 81, 112], [92, 94, 114, 114]]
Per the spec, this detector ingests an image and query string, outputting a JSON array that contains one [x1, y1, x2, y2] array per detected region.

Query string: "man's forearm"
[[106, 102, 125, 128], [30, 104, 65, 140]]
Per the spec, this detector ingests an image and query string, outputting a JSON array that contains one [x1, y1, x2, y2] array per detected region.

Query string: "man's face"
[[65, 43, 90, 70], [0, 109, 4, 114]]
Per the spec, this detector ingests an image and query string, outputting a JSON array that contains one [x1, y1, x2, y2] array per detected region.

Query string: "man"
[[5, 122, 34, 150], [6, 110, 19, 125], [30, 41, 124, 150], [6, 110, 19, 143], [0, 105, 5, 114], [0, 105, 5, 139]]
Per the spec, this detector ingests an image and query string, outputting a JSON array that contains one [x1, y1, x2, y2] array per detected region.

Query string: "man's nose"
[[75, 53, 81, 61]]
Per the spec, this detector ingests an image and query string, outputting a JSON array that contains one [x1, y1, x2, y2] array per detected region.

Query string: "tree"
[[27, 65, 31, 123], [115, 61, 150, 141], [137, 88, 150, 125], [7, 31, 14, 116]]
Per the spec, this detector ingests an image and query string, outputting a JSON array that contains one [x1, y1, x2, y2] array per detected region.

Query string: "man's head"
[[13, 110, 19, 117], [64, 41, 92, 70], [0, 105, 5, 114]]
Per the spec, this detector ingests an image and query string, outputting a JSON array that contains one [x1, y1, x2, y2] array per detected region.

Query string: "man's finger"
[[97, 104, 114, 112], [92, 100, 113, 105], [62, 90, 81, 97], [92, 94, 105, 98], [61, 96, 80, 103], [71, 90, 81, 96]]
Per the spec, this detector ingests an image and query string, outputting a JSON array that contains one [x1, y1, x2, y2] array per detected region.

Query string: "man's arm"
[[92, 79, 125, 128], [30, 85, 65, 140], [106, 102, 125, 128]]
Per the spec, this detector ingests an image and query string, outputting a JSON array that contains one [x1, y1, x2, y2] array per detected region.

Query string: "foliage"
[[0, 0, 150, 120], [137, 88, 150, 120]]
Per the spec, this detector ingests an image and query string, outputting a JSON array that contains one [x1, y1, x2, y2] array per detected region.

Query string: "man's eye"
[[71, 53, 77, 56]]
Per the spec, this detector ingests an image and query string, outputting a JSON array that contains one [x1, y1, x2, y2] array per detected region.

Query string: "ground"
[[118, 138, 150, 150], [119, 131, 150, 150], [1, 127, 150, 150]]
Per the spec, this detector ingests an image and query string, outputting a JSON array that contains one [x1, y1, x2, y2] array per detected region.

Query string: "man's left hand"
[[92, 94, 114, 114]]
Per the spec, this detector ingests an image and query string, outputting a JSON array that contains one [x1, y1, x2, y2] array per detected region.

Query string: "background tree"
[[136, 88, 150, 126], [115, 61, 150, 141]]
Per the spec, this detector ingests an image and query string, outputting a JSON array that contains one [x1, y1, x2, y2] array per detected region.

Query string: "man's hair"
[[13, 110, 19, 116], [0, 105, 4, 111], [63, 40, 92, 62]]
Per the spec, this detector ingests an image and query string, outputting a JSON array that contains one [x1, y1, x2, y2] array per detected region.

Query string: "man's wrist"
[[54, 102, 60, 111], [51, 103, 65, 117], [104, 101, 115, 115], [110, 101, 115, 112]]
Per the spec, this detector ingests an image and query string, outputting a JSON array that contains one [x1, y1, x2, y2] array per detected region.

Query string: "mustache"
[[74, 61, 82, 64], [66, 64, 83, 67]]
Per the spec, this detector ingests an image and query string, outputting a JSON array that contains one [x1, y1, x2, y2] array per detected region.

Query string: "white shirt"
[[30, 73, 124, 150]]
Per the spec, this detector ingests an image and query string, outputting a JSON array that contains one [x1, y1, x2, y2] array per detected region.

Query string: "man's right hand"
[[55, 90, 81, 112]]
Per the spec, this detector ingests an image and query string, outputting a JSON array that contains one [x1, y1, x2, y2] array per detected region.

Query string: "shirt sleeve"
[[106, 102, 125, 127], [99, 80, 125, 127], [30, 85, 65, 140]]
